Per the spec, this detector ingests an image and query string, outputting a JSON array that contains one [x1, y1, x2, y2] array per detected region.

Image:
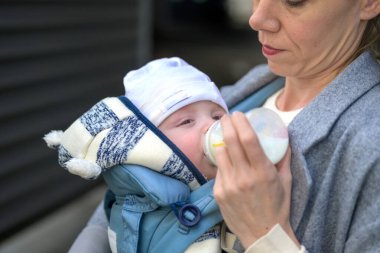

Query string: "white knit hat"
[[123, 57, 228, 126]]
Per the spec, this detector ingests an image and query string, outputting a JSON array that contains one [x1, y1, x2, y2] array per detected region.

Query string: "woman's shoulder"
[[333, 84, 380, 165], [342, 81, 380, 125]]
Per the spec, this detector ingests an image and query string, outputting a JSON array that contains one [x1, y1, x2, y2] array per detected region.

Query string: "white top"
[[262, 89, 303, 126]]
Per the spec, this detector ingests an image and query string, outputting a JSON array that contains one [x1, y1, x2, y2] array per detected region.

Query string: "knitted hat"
[[43, 57, 227, 186], [123, 57, 227, 126]]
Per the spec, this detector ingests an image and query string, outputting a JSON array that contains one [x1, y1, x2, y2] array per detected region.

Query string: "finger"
[[214, 146, 232, 202], [276, 147, 292, 181], [230, 112, 271, 169], [276, 147, 291, 170], [215, 144, 233, 179], [220, 114, 251, 168]]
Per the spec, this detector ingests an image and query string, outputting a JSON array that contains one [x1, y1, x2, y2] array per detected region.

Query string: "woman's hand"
[[213, 112, 296, 248]]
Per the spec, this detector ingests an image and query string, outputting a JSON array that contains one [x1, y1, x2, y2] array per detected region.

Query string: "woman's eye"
[[284, 0, 305, 7]]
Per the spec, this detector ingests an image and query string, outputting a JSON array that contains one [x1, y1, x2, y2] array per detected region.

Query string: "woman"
[[214, 0, 380, 252]]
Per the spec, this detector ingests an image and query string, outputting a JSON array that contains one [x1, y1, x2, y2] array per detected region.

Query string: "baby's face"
[[159, 101, 226, 180]]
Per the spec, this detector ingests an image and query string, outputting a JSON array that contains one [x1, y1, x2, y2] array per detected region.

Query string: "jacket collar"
[[289, 51, 380, 153]]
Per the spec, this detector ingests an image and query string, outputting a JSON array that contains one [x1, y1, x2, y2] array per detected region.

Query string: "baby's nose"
[[203, 118, 217, 133]]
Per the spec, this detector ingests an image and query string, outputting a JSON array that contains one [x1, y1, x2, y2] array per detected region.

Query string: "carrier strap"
[[229, 77, 284, 113]]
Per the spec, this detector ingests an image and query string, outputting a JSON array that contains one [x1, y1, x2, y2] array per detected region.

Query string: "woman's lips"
[[262, 45, 283, 56]]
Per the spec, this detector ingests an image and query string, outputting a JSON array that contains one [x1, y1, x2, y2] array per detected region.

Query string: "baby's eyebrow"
[[170, 115, 190, 125]]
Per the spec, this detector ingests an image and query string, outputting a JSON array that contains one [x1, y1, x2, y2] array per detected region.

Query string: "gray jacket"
[[224, 50, 380, 253], [289, 51, 380, 253], [70, 51, 380, 253]]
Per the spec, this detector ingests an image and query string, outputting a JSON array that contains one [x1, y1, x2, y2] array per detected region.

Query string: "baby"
[[44, 57, 228, 253]]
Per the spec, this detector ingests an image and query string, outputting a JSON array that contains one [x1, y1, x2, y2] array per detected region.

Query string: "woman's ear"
[[360, 0, 380, 20]]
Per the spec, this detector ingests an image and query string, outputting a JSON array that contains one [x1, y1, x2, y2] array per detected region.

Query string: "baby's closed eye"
[[177, 119, 194, 127]]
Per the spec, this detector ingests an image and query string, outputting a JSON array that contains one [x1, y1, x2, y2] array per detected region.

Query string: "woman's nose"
[[249, 0, 280, 33]]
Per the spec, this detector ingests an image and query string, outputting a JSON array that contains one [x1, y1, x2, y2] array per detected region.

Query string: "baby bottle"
[[203, 108, 289, 165]]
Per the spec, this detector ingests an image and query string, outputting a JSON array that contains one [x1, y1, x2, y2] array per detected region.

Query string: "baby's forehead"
[[158, 100, 227, 128], [182, 101, 224, 116]]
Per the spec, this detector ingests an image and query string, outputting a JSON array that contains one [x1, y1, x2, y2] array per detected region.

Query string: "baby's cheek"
[[177, 134, 201, 164]]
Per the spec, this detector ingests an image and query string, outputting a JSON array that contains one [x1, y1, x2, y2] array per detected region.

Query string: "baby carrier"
[[102, 74, 284, 253], [45, 64, 284, 253], [98, 96, 223, 253]]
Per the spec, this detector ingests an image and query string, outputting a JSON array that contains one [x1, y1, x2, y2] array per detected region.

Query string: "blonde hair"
[[355, 15, 380, 60]]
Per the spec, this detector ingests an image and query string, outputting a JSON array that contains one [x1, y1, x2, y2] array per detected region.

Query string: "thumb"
[[276, 147, 292, 181]]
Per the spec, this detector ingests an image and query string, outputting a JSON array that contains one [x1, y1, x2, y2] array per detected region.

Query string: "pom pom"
[[43, 130, 64, 149], [65, 158, 102, 179]]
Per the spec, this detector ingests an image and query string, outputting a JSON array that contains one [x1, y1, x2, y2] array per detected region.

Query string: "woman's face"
[[249, 0, 368, 79]]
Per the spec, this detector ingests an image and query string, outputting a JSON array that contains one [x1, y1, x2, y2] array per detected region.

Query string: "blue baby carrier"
[[102, 76, 285, 253]]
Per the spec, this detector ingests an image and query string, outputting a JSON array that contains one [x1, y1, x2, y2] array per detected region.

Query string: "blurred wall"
[[0, 0, 152, 243], [153, 0, 265, 86]]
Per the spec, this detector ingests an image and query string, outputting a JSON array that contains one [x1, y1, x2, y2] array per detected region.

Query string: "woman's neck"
[[276, 71, 339, 111]]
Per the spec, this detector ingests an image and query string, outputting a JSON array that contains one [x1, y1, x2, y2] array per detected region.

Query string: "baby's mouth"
[[203, 153, 217, 168]]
